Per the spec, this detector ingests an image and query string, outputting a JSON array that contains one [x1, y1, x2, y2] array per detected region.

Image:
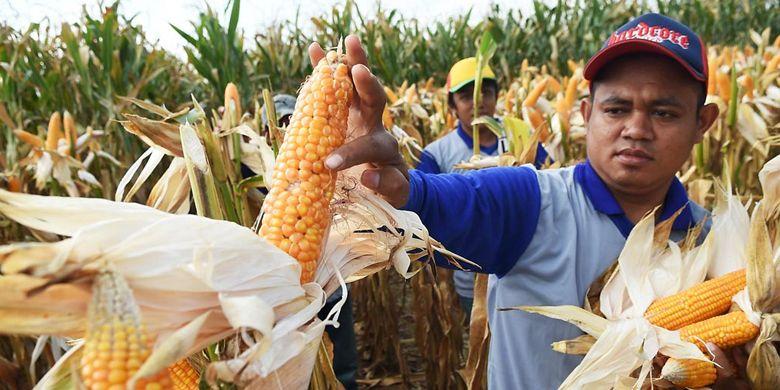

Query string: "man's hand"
[[308, 35, 411, 208], [709, 342, 750, 390]]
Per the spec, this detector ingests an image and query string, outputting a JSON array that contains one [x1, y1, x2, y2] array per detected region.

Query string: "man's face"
[[450, 82, 498, 130], [581, 54, 717, 196]]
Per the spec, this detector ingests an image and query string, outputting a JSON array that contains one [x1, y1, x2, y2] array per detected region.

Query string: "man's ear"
[[580, 98, 592, 125], [696, 103, 719, 142]]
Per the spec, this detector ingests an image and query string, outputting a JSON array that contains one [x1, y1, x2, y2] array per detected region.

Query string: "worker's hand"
[[709, 342, 750, 390], [308, 35, 411, 208]]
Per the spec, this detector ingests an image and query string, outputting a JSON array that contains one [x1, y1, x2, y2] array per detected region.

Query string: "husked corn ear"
[[523, 77, 548, 107], [645, 269, 746, 330], [259, 50, 353, 284], [224, 82, 242, 121], [679, 310, 759, 350], [168, 359, 199, 390], [80, 270, 172, 390], [13, 129, 43, 148], [63, 111, 78, 156], [45, 112, 63, 151], [661, 358, 717, 388]]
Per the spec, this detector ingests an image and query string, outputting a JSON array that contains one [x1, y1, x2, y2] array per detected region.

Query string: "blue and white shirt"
[[402, 161, 707, 389], [416, 123, 550, 299]]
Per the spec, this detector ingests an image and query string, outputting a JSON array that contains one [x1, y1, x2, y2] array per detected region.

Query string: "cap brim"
[[583, 39, 706, 82], [449, 77, 497, 93]]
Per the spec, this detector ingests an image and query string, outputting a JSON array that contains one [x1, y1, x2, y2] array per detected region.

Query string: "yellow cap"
[[446, 57, 496, 93]]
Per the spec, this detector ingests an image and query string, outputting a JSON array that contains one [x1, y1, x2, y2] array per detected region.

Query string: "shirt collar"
[[574, 160, 694, 231], [456, 122, 499, 155]]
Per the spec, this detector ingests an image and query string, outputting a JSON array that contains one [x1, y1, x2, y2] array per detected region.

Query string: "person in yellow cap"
[[416, 58, 550, 320]]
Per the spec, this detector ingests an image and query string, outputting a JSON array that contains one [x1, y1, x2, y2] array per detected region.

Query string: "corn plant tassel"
[[80, 270, 172, 389], [259, 50, 353, 284]]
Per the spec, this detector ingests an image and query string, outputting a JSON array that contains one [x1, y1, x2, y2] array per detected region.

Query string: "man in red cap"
[[308, 13, 739, 388]]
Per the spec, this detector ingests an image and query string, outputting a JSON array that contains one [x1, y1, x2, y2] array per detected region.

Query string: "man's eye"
[[653, 110, 676, 118], [604, 107, 626, 115]]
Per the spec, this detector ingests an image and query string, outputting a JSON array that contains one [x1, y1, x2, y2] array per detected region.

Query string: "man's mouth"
[[615, 148, 653, 165]]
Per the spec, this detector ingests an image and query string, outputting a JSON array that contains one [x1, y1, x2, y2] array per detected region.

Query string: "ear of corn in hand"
[[644, 269, 746, 330], [679, 310, 759, 351], [259, 50, 353, 284]]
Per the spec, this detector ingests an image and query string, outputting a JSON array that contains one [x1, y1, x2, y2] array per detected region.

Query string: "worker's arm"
[[402, 167, 541, 275]]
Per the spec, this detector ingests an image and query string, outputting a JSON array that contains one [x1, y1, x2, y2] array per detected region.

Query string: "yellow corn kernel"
[[13, 129, 43, 148], [645, 269, 746, 330], [80, 271, 172, 389], [168, 359, 199, 390], [661, 358, 717, 388], [259, 50, 353, 284], [679, 310, 760, 350], [45, 112, 63, 151]]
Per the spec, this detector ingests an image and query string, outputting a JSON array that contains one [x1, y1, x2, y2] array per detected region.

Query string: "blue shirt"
[[402, 161, 708, 389], [416, 122, 550, 298]]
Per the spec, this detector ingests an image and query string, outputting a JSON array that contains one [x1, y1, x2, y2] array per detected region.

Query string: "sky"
[[1, 0, 541, 54]]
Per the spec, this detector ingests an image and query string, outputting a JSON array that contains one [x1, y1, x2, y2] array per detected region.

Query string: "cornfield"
[[0, 0, 779, 389]]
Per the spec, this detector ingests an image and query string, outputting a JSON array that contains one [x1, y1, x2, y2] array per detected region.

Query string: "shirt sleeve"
[[415, 150, 441, 174], [534, 143, 552, 168], [403, 167, 542, 276]]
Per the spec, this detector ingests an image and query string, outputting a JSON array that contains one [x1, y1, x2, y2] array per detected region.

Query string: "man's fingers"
[[352, 64, 386, 111], [325, 132, 400, 172], [345, 35, 368, 68], [708, 342, 736, 379], [308, 42, 326, 67], [361, 167, 409, 207]]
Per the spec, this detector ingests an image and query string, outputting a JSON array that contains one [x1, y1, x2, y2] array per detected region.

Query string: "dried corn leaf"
[[746, 314, 780, 389], [121, 114, 183, 157], [146, 157, 191, 214], [759, 155, 780, 218], [551, 334, 595, 355]]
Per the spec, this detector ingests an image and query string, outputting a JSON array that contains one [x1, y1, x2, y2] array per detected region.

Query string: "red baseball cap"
[[584, 13, 708, 85]]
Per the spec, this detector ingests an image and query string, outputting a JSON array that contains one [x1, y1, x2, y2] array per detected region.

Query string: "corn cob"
[[741, 74, 754, 100], [679, 310, 760, 350], [259, 50, 353, 284], [80, 270, 172, 389], [523, 77, 549, 107], [764, 54, 780, 76], [63, 111, 77, 156], [224, 82, 242, 121], [644, 269, 746, 330], [13, 129, 43, 148], [168, 359, 199, 390], [45, 112, 63, 151], [716, 71, 731, 103], [661, 358, 717, 388], [384, 86, 399, 104], [563, 74, 579, 110], [504, 87, 517, 114], [547, 77, 562, 94]]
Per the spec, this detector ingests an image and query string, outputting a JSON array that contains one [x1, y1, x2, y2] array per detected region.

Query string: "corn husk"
[[509, 211, 711, 388]]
